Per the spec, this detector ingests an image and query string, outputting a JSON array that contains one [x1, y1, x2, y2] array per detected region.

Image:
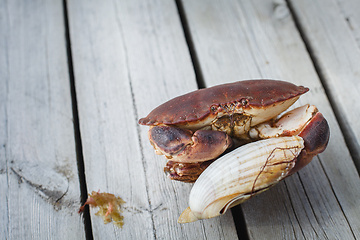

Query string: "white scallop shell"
[[178, 136, 304, 223]]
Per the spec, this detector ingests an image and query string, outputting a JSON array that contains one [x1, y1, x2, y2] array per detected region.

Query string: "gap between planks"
[[176, 0, 250, 239], [286, 0, 360, 174], [58, 0, 359, 239], [175, 0, 206, 89], [62, 0, 94, 239]]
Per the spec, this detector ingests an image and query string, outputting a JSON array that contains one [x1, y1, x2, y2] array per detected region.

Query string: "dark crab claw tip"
[[289, 112, 330, 175], [149, 126, 233, 163], [148, 126, 193, 155]]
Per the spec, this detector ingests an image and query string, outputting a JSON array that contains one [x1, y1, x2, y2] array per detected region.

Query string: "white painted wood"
[[0, 0, 85, 239], [67, 0, 238, 239], [181, 0, 360, 239]]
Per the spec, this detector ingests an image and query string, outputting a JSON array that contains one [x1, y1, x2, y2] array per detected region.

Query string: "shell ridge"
[[189, 136, 304, 215]]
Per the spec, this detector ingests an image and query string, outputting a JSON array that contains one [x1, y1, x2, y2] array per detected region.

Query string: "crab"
[[138, 80, 329, 183]]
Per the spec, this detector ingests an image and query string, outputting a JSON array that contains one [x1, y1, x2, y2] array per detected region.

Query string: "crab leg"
[[164, 160, 215, 183]]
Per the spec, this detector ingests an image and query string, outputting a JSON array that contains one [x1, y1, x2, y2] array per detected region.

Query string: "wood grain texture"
[[288, 0, 360, 168], [181, 0, 360, 239], [67, 0, 238, 239], [0, 0, 85, 239]]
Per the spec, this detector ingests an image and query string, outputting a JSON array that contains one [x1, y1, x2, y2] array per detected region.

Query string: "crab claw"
[[290, 111, 329, 174], [248, 104, 330, 174], [148, 126, 233, 163]]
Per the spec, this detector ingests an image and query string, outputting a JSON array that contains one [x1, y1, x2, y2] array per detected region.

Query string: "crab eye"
[[210, 105, 217, 113], [240, 98, 249, 106]]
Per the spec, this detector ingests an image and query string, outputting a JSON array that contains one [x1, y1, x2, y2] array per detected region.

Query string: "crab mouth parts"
[[212, 113, 252, 139]]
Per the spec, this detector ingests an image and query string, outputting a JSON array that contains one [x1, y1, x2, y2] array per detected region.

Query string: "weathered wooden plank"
[[287, 0, 360, 237], [67, 0, 238, 239], [288, 0, 360, 173], [181, 0, 360, 239], [0, 0, 85, 239]]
